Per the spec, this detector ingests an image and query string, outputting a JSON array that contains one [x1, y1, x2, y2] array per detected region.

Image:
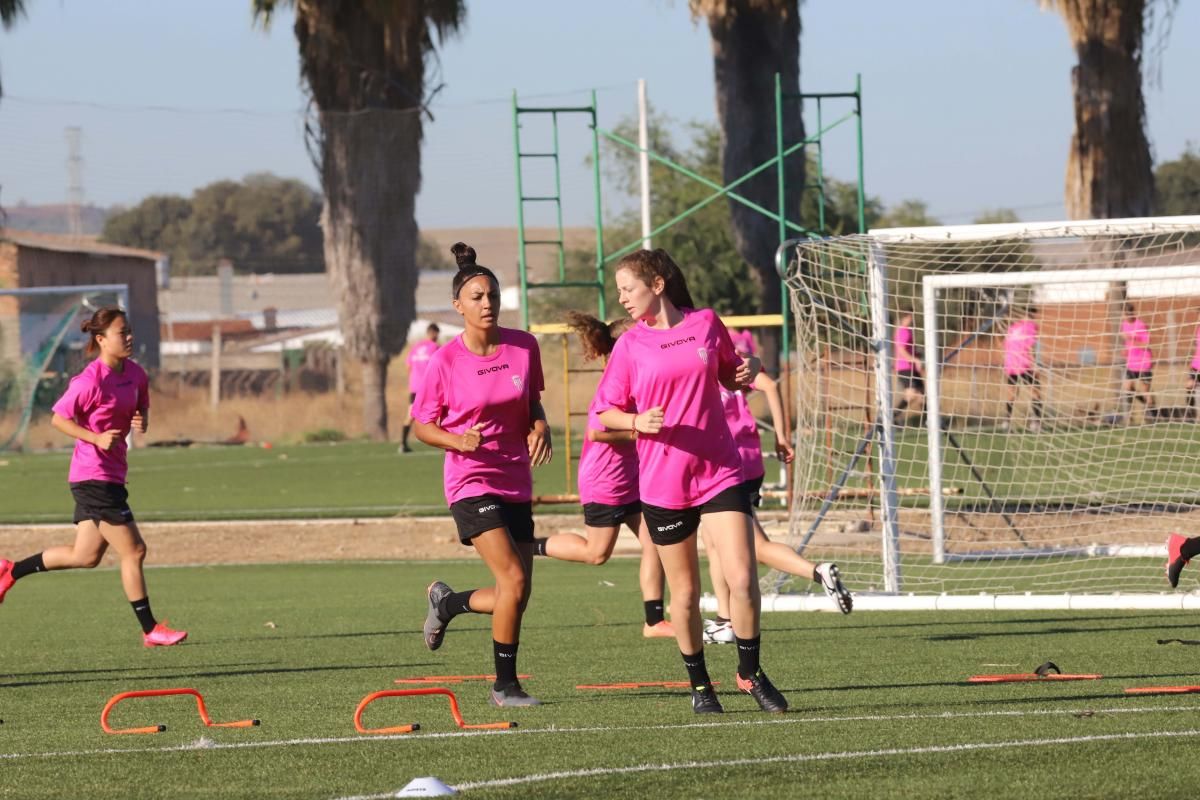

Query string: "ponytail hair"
[[565, 311, 631, 360], [614, 248, 695, 311], [81, 306, 127, 357], [450, 241, 500, 299]]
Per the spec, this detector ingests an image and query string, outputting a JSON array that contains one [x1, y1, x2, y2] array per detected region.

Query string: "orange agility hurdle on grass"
[[101, 688, 260, 735], [1124, 685, 1200, 695], [393, 674, 532, 685], [575, 681, 722, 690], [354, 687, 516, 734]]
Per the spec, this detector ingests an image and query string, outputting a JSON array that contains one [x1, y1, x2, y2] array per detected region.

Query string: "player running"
[[1120, 303, 1156, 422], [1001, 306, 1043, 432], [400, 322, 440, 453]]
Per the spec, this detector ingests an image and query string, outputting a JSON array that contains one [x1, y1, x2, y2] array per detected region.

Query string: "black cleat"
[[423, 581, 453, 650], [737, 669, 788, 713], [691, 683, 724, 714]]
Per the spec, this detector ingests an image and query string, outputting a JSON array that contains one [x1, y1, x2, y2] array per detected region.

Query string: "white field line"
[[1, 703, 1197, 763]]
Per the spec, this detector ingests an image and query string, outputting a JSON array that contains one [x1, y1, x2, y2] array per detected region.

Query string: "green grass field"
[[4, 559, 1200, 798]]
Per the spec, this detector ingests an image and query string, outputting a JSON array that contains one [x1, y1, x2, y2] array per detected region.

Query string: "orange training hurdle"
[[355, 687, 516, 734], [101, 688, 260, 735]]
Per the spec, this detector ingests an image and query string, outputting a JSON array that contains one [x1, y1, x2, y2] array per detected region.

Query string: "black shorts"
[[582, 499, 641, 528], [408, 392, 417, 403], [898, 369, 924, 392], [70, 481, 134, 526], [641, 483, 754, 546], [1006, 372, 1038, 386], [741, 475, 765, 508], [1125, 369, 1153, 383], [449, 495, 535, 546], [1191, 369, 1200, 384]]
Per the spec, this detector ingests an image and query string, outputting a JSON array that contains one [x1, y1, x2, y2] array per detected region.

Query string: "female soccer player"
[[1185, 322, 1200, 416], [1002, 307, 1043, 432], [702, 357, 852, 645], [1120, 303, 1156, 422], [0, 307, 187, 647], [893, 311, 924, 426], [400, 322, 440, 453], [414, 242, 551, 708], [531, 312, 674, 639], [596, 248, 787, 714]]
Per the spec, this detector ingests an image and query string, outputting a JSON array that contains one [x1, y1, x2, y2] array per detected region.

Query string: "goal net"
[[0, 284, 128, 452], [774, 216, 1200, 609]]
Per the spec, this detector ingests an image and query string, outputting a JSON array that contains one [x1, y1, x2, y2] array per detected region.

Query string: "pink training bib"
[[52, 358, 149, 485], [577, 379, 639, 506], [721, 385, 764, 482], [406, 339, 440, 394], [1004, 319, 1038, 376], [1122, 319, 1152, 372]]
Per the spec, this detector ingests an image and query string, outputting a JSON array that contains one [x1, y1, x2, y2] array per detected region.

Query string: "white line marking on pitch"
[[1, 703, 1196, 763], [339, 728, 1200, 799]]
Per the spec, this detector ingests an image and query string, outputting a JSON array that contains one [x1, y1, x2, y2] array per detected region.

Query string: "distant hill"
[[1, 202, 114, 235]]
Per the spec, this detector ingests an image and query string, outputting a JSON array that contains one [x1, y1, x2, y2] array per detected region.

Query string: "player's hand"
[[527, 421, 553, 466], [774, 435, 795, 465], [458, 422, 485, 453], [92, 429, 123, 451], [633, 406, 664, 435], [735, 356, 761, 388], [131, 410, 147, 434]]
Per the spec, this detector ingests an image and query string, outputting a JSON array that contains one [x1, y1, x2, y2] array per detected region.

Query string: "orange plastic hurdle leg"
[[393, 674, 532, 685], [354, 688, 516, 734], [101, 688, 261, 735]]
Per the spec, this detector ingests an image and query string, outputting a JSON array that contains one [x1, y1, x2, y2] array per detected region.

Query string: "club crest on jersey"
[[697, 347, 708, 364], [511, 375, 523, 392]]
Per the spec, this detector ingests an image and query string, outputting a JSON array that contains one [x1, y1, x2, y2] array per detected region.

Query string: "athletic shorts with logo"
[[582, 499, 641, 528], [640, 483, 753, 546], [71, 480, 135, 525], [449, 495, 535, 545]]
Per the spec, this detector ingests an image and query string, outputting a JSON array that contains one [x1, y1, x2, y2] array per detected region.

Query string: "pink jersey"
[[413, 328, 544, 506], [406, 339, 440, 394], [51, 358, 149, 485], [894, 325, 916, 372], [1190, 326, 1200, 371], [596, 308, 743, 510], [721, 386, 764, 482], [1004, 319, 1038, 376], [1122, 319, 1152, 371], [577, 388, 639, 507], [730, 328, 757, 357]]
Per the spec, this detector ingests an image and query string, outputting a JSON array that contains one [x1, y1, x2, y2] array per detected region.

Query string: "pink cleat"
[[143, 621, 188, 648], [0, 559, 13, 604], [1167, 533, 1189, 589], [643, 620, 676, 639]]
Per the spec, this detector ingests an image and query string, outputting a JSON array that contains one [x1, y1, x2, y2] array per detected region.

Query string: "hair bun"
[[451, 242, 477, 267]]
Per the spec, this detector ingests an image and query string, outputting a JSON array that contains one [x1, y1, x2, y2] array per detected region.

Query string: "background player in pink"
[[1002, 306, 1043, 432], [893, 311, 924, 425], [597, 248, 787, 715], [1184, 321, 1200, 416], [0, 307, 187, 647], [530, 312, 673, 639], [1120, 303, 1156, 422], [414, 243, 551, 708], [702, 354, 852, 646], [400, 322, 440, 453]]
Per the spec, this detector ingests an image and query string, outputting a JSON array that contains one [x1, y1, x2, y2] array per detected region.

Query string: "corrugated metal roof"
[[1, 228, 163, 261]]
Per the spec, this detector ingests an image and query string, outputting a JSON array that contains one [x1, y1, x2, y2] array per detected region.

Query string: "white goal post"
[[758, 215, 1200, 611]]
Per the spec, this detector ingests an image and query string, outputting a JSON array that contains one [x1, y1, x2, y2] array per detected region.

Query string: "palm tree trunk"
[[701, 0, 803, 373]]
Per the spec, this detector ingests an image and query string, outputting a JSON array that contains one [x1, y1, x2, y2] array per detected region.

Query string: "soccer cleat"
[[643, 620, 676, 639], [423, 581, 453, 651], [814, 563, 853, 614], [703, 618, 735, 645], [0, 559, 14, 604], [1167, 533, 1189, 589], [143, 621, 188, 648], [737, 668, 788, 713], [690, 684, 724, 714], [489, 683, 541, 707]]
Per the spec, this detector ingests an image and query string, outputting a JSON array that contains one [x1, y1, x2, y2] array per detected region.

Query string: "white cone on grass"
[[396, 777, 457, 797]]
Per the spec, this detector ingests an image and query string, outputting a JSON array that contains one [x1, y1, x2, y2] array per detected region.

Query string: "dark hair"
[[1028, 306, 1039, 316], [565, 311, 631, 361], [614, 248, 695, 310], [1125, 303, 1136, 316], [81, 307, 127, 357], [427, 322, 440, 334], [450, 242, 500, 299]]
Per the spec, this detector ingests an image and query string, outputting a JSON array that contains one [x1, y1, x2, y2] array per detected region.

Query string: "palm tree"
[[0, 0, 29, 99], [688, 0, 803, 372], [1039, 0, 1176, 219], [254, 0, 465, 440]]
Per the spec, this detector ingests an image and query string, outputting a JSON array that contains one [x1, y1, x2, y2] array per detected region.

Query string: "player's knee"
[[77, 550, 104, 569], [585, 549, 612, 566]]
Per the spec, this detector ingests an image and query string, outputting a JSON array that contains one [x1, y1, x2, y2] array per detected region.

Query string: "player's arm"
[[588, 428, 636, 443], [50, 414, 121, 451], [753, 371, 794, 464], [599, 407, 663, 435], [527, 399, 552, 466], [412, 419, 485, 454], [132, 408, 150, 434]]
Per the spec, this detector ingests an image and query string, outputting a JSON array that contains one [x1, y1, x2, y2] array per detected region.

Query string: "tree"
[[254, 0, 465, 441], [1039, 0, 1176, 219], [0, 0, 26, 100], [876, 199, 941, 229], [689, 0, 803, 371], [1155, 145, 1200, 216], [973, 208, 1021, 225]]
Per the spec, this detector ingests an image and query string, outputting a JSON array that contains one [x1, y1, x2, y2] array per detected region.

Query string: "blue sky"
[[0, 0, 1196, 229]]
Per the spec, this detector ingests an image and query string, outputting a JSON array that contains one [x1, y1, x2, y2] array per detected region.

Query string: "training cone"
[[396, 776, 457, 796]]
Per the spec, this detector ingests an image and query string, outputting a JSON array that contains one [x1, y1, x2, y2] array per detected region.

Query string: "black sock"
[[643, 599, 665, 626], [401, 424, 411, 446], [439, 589, 476, 620], [11, 553, 46, 581], [493, 640, 519, 691], [1181, 537, 1200, 561], [736, 635, 762, 680], [131, 597, 157, 634], [1189, 392, 1196, 410], [1005, 401, 1013, 420], [532, 538, 549, 556], [681, 649, 712, 688], [1033, 400, 1043, 420]]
